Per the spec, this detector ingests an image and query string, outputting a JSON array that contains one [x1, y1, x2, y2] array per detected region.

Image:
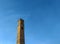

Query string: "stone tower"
[[17, 19, 25, 44]]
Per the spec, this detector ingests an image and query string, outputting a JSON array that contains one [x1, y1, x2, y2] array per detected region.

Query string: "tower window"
[[21, 27, 23, 30]]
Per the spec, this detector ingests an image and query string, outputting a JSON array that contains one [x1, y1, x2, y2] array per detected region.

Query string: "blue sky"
[[0, 0, 60, 44]]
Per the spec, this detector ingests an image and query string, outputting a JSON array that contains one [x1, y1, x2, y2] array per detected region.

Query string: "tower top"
[[18, 18, 24, 22], [20, 18, 24, 21], [18, 18, 24, 25]]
